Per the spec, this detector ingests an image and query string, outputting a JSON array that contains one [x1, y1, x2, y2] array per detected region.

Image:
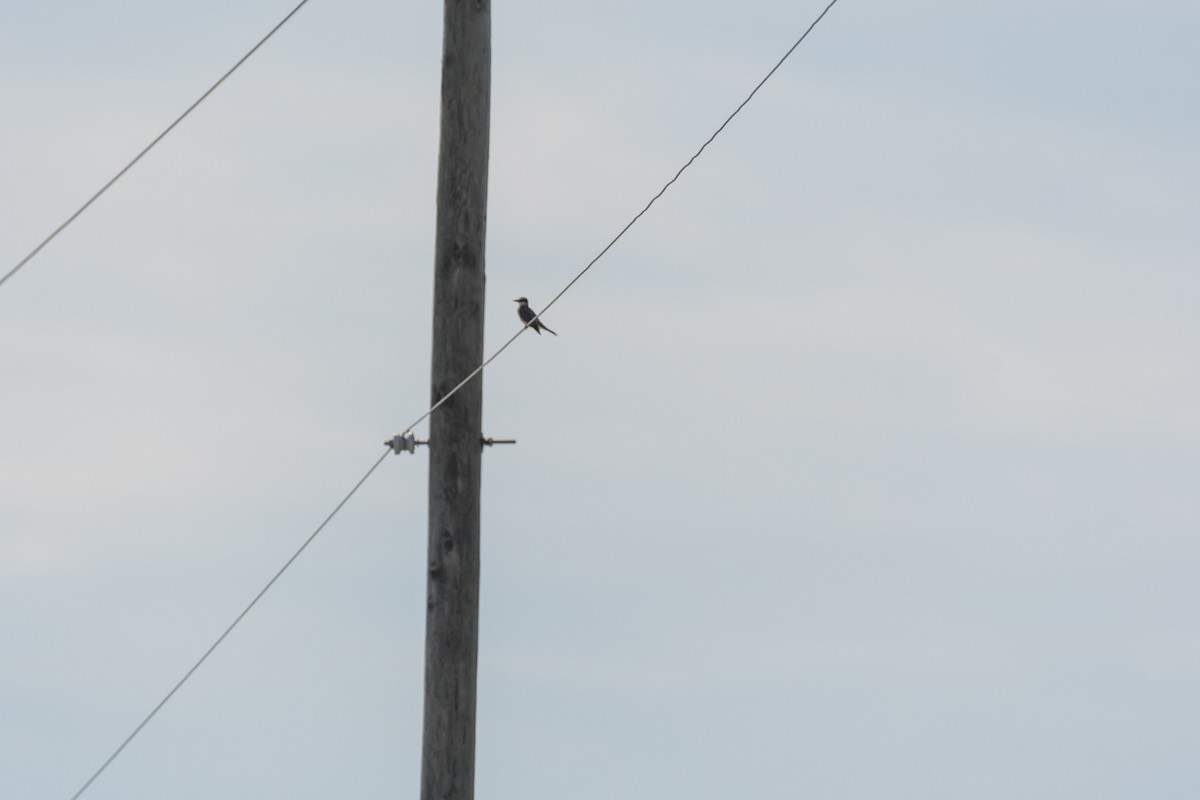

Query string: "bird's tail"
[[542, 323, 557, 336]]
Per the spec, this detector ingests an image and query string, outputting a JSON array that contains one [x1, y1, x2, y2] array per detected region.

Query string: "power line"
[[0, 0, 314, 291], [67, 446, 391, 800], [398, 0, 841, 438], [64, 3, 841, 793]]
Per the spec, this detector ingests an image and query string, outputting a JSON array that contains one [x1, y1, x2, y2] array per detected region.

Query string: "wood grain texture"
[[422, 1, 490, 799]]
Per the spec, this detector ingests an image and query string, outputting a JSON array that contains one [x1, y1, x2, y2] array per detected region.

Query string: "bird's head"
[[513, 297, 528, 304]]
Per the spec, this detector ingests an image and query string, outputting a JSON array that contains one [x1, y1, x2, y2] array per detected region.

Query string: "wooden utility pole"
[[421, 1, 490, 799], [420, 0, 489, 796]]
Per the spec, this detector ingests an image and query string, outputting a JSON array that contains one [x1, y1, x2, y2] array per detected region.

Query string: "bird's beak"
[[512, 298, 520, 302]]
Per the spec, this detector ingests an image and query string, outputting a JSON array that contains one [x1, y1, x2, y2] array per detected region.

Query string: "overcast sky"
[[3, 1, 1199, 798]]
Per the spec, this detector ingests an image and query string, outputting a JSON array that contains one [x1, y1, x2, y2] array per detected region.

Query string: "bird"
[[514, 297, 557, 335]]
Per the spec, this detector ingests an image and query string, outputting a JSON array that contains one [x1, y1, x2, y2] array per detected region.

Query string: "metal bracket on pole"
[[387, 433, 513, 453], [385, 432, 428, 454]]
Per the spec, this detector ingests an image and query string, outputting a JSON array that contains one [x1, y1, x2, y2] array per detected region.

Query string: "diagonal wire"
[[0, 0, 314, 291], [65, 4, 840, 794], [67, 446, 391, 800], [398, 0, 841, 437]]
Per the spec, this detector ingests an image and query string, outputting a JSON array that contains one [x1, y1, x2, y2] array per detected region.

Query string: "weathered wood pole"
[[421, 1, 490, 799]]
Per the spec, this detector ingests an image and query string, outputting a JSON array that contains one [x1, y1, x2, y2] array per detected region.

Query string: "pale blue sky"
[[3, 1, 1199, 798]]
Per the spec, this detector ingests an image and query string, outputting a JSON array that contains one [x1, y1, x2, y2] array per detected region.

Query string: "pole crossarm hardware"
[[386, 433, 515, 454], [386, 432, 426, 454]]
